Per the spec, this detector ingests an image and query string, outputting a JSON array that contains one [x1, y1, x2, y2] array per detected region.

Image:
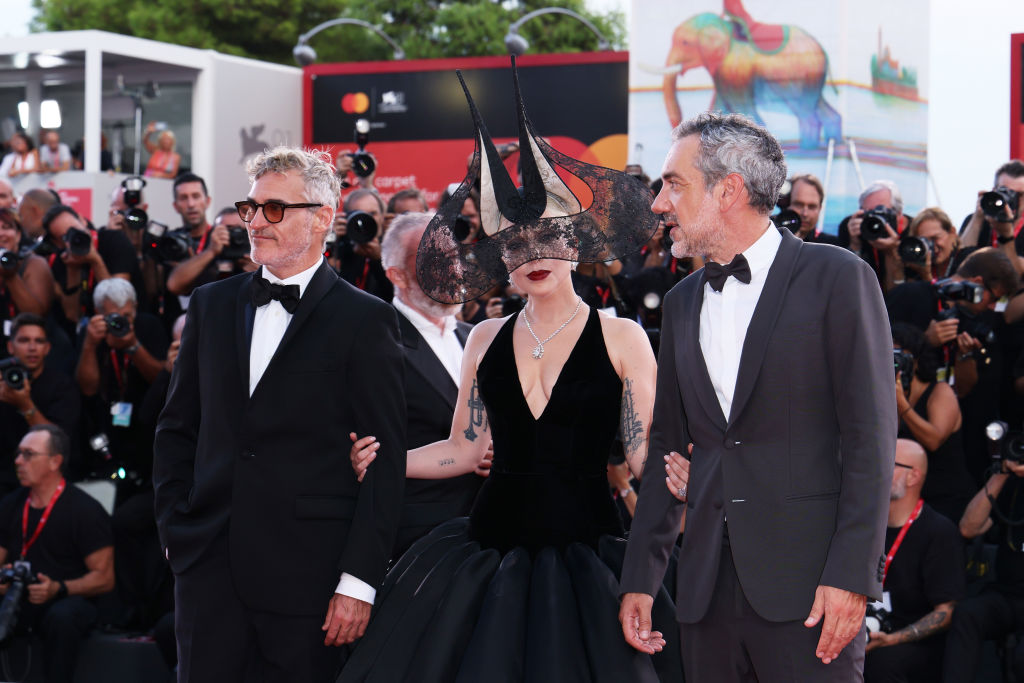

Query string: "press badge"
[[2, 320, 10, 339], [111, 402, 133, 427]]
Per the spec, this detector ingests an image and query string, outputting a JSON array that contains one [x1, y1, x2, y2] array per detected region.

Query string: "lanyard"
[[991, 219, 1024, 247], [594, 285, 611, 307], [109, 349, 132, 396], [883, 498, 924, 585], [355, 258, 371, 291], [21, 479, 65, 560], [197, 227, 211, 254]]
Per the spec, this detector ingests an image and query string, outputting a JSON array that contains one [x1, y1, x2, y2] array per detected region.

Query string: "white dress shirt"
[[393, 296, 463, 384], [699, 225, 782, 422], [249, 258, 377, 604]]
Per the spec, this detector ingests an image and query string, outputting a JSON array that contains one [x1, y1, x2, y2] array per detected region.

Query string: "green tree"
[[32, 0, 626, 66]]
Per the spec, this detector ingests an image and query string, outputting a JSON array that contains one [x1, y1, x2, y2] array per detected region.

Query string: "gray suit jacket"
[[621, 228, 896, 623]]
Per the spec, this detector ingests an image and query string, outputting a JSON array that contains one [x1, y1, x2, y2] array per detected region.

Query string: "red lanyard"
[[883, 498, 924, 585], [197, 227, 210, 253], [594, 285, 611, 307], [991, 219, 1024, 247], [355, 258, 371, 290], [21, 479, 65, 559], [109, 349, 132, 393]]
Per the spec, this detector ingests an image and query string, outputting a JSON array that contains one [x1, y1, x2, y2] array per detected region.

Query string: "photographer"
[[0, 314, 80, 496], [959, 159, 1024, 274], [893, 323, 974, 524], [41, 205, 138, 333], [166, 206, 256, 297], [942, 453, 1024, 681], [838, 180, 909, 290], [864, 439, 965, 683], [0, 425, 113, 683], [0, 207, 54, 323], [788, 173, 838, 245], [75, 278, 167, 483], [16, 188, 58, 243], [332, 188, 393, 301], [892, 208, 971, 286]]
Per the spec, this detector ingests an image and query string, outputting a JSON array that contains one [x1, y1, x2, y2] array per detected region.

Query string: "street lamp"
[[504, 7, 611, 56], [293, 18, 406, 66]]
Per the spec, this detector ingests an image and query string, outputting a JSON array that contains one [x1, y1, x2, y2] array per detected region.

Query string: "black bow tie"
[[251, 275, 301, 314], [704, 254, 752, 292]]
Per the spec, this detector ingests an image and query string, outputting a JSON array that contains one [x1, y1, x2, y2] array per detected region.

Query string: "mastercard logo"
[[341, 92, 370, 114]]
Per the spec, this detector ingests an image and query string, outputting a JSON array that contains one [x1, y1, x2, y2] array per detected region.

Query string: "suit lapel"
[[727, 229, 802, 426], [683, 273, 728, 432], [251, 260, 338, 398], [236, 273, 256, 401], [397, 309, 459, 410]]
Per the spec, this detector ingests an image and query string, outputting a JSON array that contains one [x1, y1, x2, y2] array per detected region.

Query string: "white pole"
[[847, 137, 865, 191], [84, 47, 102, 173], [819, 137, 835, 233]]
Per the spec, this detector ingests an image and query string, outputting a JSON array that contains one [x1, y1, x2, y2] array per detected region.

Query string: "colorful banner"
[[629, 0, 930, 231]]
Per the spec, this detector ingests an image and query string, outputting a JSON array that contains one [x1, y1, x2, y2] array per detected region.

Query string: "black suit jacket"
[[392, 308, 481, 558], [622, 228, 896, 623], [153, 260, 406, 616]]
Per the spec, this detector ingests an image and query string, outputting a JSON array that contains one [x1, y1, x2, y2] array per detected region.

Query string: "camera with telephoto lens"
[[980, 186, 1020, 221], [865, 603, 896, 641], [0, 357, 28, 391], [502, 295, 526, 316], [986, 421, 1024, 464], [344, 211, 378, 246], [0, 248, 21, 272], [64, 227, 93, 257], [898, 235, 934, 266], [894, 349, 914, 389], [771, 208, 802, 233], [103, 313, 131, 338], [350, 119, 375, 179], [934, 278, 985, 306], [118, 176, 148, 229], [0, 561, 38, 642], [143, 223, 190, 264], [218, 227, 251, 261], [933, 277, 995, 345], [860, 205, 898, 242]]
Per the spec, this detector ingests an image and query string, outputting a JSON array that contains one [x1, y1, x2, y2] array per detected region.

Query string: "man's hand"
[[474, 443, 494, 477], [207, 224, 229, 255], [924, 318, 958, 347], [348, 432, 378, 483], [354, 238, 381, 262], [0, 375, 32, 411], [27, 573, 59, 604], [84, 314, 108, 347], [485, 297, 504, 319], [804, 585, 867, 664], [61, 242, 100, 269], [847, 210, 864, 251], [322, 593, 371, 646], [165, 340, 181, 372], [865, 629, 896, 653], [873, 225, 901, 254], [955, 331, 982, 357], [619, 592, 665, 654]]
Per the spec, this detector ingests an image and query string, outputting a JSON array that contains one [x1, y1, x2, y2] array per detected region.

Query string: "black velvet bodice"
[[468, 307, 625, 553]]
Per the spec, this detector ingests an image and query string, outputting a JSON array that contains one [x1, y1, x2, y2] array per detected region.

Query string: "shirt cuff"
[[335, 573, 376, 605]]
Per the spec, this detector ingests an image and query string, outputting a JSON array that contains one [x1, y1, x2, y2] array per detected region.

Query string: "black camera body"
[[219, 227, 251, 261], [117, 208, 148, 230], [344, 211, 378, 246], [0, 248, 21, 272], [861, 205, 898, 242], [865, 603, 896, 639], [103, 313, 131, 338], [144, 224, 191, 264], [64, 227, 93, 257], [0, 357, 28, 391], [771, 208, 802, 233], [118, 176, 148, 229], [0, 560, 38, 642], [981, 185, 1020, 221], [893, 349, 914, 389], [898, 235, 934, 266], [502, 295, 526, 316], [351, 119, 375, 179], [987, 422, 1024, 464], [934, 278, 984, 306]]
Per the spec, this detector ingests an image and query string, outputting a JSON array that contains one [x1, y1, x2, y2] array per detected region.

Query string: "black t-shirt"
[[335, 242, 392, 302], [50, 229, 141, 322], [882, 504, 965, 629], [992, 476, 1024, 594], [959, 213, 1024, 256], [0, 485, 112, 582], [886, 280, 939, 332]]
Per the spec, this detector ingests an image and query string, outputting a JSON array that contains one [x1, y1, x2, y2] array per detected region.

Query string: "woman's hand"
[[665, 448, 690, 502], [348, 432, 379, 482]]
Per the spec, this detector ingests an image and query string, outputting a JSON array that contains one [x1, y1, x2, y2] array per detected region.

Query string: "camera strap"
[[883, 498, 924, 586], [109, 349, 132, 399], [20, 478, 65, 560], [197, 227, 211, 254], [355, 258, 371, 291]]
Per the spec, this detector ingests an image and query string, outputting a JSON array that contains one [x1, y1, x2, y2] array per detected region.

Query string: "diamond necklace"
[[522, 297, 584, 360]]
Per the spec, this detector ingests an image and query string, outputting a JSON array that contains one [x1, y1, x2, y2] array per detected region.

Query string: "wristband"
[[56, 580, 68, 600], [997, 233, 1016, 245], [124, 345, 139, 356], [957, 352, 975, 362], [619, 487, 633, 498], [19, 406, 36, 419]]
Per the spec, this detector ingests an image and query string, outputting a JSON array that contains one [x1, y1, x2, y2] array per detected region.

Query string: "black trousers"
[[173, 537, 343, 683], [679, 540, 865, 682], [942, 586, 1024, 682], [22, 595, 97, 683], [864, 637, 944, 682]]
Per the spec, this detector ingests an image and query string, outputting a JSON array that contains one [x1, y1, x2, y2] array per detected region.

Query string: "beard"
[[405, 280, 462, 319], [669, 195, 727, 259], [890, 479, 907, 501], [250, 214, 314, 271]]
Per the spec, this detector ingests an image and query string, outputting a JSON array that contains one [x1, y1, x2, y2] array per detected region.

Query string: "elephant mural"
[[662, 12, 841, 149]]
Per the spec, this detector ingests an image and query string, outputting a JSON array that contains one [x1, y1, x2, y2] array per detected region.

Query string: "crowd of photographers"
[[2, 129, 1024, 680]]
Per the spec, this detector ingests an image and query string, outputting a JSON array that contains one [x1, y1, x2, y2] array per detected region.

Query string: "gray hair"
[[859, 180, 903, 216], [672, 111, 787, 215], [93, 277, 137, 310], [382, 212, 432, 270], [343, 188, 385, 215], [247, 146, 340, 221]]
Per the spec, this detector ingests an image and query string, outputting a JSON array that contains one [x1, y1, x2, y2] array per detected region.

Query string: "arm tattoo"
[[620, 378, 644, 462], [893, 609, 949, 644], [463, 378, 487, 441], [438, 458, 456, 467]]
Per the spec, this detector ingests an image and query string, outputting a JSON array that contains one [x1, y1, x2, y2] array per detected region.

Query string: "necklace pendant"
[[531, 345, 544, 360]]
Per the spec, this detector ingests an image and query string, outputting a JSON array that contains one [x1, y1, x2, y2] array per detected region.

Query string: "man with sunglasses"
[[154, 146, 405, 683]]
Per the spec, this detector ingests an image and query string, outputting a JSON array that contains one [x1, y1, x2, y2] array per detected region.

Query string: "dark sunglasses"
[[235, 200, 322, 224], [894, 462, 913, 470]]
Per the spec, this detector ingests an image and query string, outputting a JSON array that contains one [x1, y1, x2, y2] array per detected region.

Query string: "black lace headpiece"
[[416, 57, 658, 304]]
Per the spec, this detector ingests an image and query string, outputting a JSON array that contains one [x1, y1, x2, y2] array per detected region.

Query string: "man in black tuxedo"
[[153, 147, 406, 683], [620, 112, 895, 680], [378, 211, 484, 558]]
